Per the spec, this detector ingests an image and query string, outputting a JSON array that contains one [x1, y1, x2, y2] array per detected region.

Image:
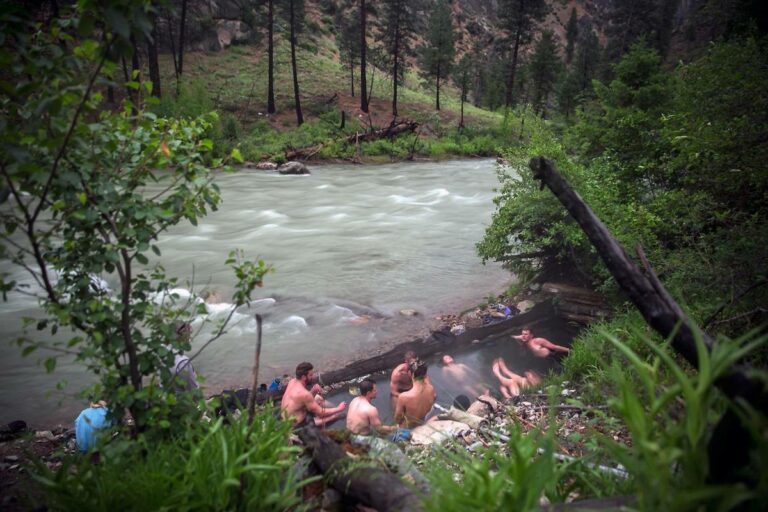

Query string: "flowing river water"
[[0, 159, 522, 426]]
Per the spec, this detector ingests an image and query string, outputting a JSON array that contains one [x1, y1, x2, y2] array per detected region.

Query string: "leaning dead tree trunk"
[[528, 156, 768, 485], [297, 425, 423, 511]]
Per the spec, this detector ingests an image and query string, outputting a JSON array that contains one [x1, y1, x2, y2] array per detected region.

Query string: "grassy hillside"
[[150, 26, 513, 163]]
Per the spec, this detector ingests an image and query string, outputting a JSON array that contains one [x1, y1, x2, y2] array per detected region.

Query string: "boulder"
[[256, 161, 278, 170], [516, 300, 536, 313], [277, 161, 310, 175], [399, 309, 418, 317], [216, 20, 250, 49]]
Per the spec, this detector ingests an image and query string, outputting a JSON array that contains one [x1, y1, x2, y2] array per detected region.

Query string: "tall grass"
[[32, 408, 311, 511]]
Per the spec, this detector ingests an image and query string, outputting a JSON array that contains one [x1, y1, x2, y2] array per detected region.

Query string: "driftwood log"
[[528, 156, 768, 485], [297, 425, 423, 512]]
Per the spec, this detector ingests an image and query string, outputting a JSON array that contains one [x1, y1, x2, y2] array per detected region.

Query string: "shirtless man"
[[281, 362, 346, 427], [441, 354, 488, 397], [346, 379, 395, 435], [394, 360, 437, 428], [513, 328, 570, 358], [390, 350, 417, 408]]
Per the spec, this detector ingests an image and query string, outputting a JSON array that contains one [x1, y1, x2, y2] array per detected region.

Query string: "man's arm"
[[538, 338, 570, 352], [368, 408, 395, 434], [308, 396, 346, 418]]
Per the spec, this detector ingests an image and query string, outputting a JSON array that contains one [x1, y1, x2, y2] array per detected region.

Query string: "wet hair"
[[453, 395, 471, 411], [296, 362, 313, 379], [410, 359, 428, 379], [404, 350, 417, 362], [359, 378, 376, 396]]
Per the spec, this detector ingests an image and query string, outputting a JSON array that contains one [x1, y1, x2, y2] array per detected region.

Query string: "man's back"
[[396, 380, 436, 428], [347, 396, 375, 434], [280, 378, 312, 423]]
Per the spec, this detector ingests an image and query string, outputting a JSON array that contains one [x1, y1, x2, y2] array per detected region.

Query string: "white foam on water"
[[258, 210, 289, 220], [280, 315, 308, 332], [330, 213, 349, 221]]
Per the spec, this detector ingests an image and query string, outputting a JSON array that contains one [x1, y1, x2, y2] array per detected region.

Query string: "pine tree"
[[557, 27, 601, 119], [498, 0, 548, 108], [605, 0, 676, 62], [452, 53, 472, 128], [418, 0, 457, 111], [528, 30, 562, 115], [338, 12, 360, 97], [278, 0, 305, 125], [376, 0, 416, 118], [565, 7, 578, 65]]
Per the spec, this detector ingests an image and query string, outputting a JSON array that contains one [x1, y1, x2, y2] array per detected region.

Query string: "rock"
[[4, 455, 19, 463], [35, 430, 55, 441], [399, 309, 418, 317], [256, 161, 278, 170], [321, 488, 343, 511], [450, 324, 466, 336], [242, 161, 257, 169], [216, 20, 251, 49], [529, 283, 541, 291], [516, 300, 535, 313], [277, 161, 310, 175]]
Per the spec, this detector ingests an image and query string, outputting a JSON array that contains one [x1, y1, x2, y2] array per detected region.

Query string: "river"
[[0, 159, 516, 426]]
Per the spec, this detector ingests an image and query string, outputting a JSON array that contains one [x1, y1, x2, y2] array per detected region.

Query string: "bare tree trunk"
[[392, 20, 399, 118], [147, 14, 162, 98], [166, 14, 179, 81], [435, 62, 441, 110], [505, 17, 523, 108], [360, 0, 368, 112], [267, 0, 276, 114], [289, 0, 303, 125], [349, 58, 355, 96], [459, 84, 465, 129], [177, 0, 188, 94]]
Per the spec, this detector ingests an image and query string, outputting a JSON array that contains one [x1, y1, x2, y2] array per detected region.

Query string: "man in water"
[[513, 328, 570, 358], [281, 362, 346, 427], [441, 354, 488, 397], [390, 350, 417, 408], [394, 359, 437, 428], [346, 379, 395, 435]]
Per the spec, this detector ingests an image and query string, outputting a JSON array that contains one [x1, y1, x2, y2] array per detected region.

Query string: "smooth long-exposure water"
[[0, 159, 512, 426]]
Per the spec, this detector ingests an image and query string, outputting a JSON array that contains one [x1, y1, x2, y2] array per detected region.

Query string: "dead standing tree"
[[528, 156, 768, 485]]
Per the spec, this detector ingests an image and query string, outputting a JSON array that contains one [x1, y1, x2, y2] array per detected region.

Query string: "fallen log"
[[528, 156, 768, 485], [297, 425, 424, 511], [282, 120, 420, 161], [345, 120, 419, 144]]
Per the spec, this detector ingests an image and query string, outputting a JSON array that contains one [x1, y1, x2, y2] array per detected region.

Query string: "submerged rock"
[[278, 161, 310, 175]]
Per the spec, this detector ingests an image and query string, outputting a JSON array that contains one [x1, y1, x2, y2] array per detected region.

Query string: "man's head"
[[295, 362, 314, 383], [442, 355, 454, 366], [410, 359, 428, 380], [404, 350, 417, 364], [359, 378, 377, 399], [519, 328, 533, 342]]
